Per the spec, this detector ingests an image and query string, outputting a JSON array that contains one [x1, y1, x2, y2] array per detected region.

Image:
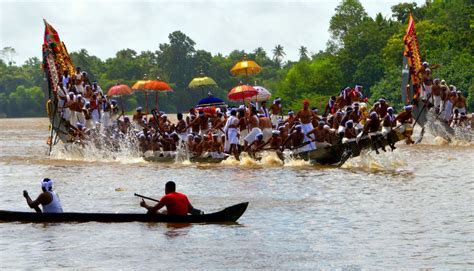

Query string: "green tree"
[[299, 46, 309, 60], [329, 0, 368, 47]]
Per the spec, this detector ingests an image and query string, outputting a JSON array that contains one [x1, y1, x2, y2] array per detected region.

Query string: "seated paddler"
[[140, 181, 203, 215], [23, 178, 64, 213]]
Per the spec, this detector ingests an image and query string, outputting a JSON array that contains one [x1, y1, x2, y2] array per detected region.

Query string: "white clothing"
[[442, 100, 453, 121], [422, 84, 432, 100], [227, 128, 239, 145], [382, 126, 392, 135], [42, 191, 63, 213], [270, 114, 281, 127], [342, 138, 356, 143], [101, 111, 111, 127], [91, 109, 100, 124], [301, 122, 316, 151], [244, 127, 263, 145], [433, 95, 441, 109], [262, 128, 272, 142]]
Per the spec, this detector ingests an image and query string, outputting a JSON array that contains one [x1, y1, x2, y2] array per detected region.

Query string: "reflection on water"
[[0, 118, 473, 269]]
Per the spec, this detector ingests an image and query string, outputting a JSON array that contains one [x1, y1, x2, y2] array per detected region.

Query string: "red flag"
[[403, 14, 422, 99], [43, 19, 60, 46]]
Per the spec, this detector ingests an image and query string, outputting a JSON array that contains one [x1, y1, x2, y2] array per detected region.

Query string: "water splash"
[[50, 127, 144, 164], [342, 150, 407, 172]]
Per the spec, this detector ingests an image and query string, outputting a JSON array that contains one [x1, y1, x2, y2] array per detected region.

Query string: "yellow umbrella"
[[132, 80, 151, 114], [188, 76, 217, 89], [230, 55, 262, 81], [132, 80, 150, 90], [188, 72, 218, 96]]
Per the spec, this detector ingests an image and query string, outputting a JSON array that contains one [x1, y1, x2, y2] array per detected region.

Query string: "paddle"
[[134, 193, 159, 203], [23, 190, 42, 213]]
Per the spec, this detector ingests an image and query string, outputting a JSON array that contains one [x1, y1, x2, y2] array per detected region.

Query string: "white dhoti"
[[262, 128, 272, 142], [91, 109, 100, 123], [422, 84, 432, 100], [76, 112, 85, 126], [239, 129, 248, 145], [270, 114, 281, 128], [75, 84, 85, 95], [442, 101, 453, 121], [62, 108, 71, 121], [69, 111, 78, 127], [382, 126, 392, 136], [337, 125, 345, 134], [244, 127, 263, 145], [227, 128, 239, 145], [342, 138, 356, 143], [101, 112, 111, 127], [433, 95, 441, 108], [301, 123, 316, 151], [85, 119, 95, 130]]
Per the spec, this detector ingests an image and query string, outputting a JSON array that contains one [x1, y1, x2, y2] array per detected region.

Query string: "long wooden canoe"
[[296, 129, 409, 165], [0, 202, 248, 223]]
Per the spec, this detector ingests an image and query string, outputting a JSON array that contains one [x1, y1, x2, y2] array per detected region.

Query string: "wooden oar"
[[134, 193, 159, 203]]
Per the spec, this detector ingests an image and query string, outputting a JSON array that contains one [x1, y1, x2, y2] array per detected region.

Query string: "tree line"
[[0, 0, 472, 118]]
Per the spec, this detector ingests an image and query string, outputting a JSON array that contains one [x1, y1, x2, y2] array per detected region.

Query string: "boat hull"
[[0, 202, 248, 223], [298, 129, 407, 165]]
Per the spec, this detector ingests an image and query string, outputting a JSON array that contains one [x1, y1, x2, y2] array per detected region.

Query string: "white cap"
[[40, 178, 53, 190]]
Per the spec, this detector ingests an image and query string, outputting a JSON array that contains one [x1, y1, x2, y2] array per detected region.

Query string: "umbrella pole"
[[155, 92, 158, 111], [145, 92, 148, 116], [120, 97, 125, 120]]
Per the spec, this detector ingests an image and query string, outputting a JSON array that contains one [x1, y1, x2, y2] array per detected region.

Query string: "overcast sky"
[[1, 0, 424, 65]]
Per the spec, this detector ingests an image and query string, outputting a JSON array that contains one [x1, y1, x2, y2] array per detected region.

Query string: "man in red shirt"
[[140, 181, 201, 215]]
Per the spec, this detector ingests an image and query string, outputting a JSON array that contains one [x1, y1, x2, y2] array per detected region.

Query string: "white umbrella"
[[244, 86, 271, 102]]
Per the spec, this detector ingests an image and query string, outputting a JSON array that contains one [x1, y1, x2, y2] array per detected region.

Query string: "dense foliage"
[[0, 0, 472, 118]]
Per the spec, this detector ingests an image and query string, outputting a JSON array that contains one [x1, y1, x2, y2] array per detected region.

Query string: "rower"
[[140, 181, 202, 215], [342, 120, 357, 143], [270, 97, 282, 128], [23, 178, 63, 213], [295, 99, 316, 151], [224, 109, 240, 158], [246, 132, 266, 153], [243, 107, 262, 150], [382, 107, 397, 151], [359, 111, 385, 154], [282, 125, 305, 153], [395, 105, 415, 144]]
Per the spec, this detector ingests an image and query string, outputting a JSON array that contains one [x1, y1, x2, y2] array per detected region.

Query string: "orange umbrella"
[[107, 84, 133, 117], [143, 80, 173, 110], [107, 84, 132, 96], [228, 83, 258, 102]]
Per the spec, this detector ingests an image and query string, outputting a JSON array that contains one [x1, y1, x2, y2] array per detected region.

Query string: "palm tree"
[[299, 46, 309, 60], [272, 44, 285, 64]]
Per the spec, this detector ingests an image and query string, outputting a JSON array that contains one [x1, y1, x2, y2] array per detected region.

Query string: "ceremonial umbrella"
[[107, 84, 133, 114], [143, 80, 173, 110], [188, 72, 218, 96], [227, 83, 258, 104], [197, 95, 226, 107], [244, 86, 271, 102], [131, 80, 151, 114], [230, 55, 262, 83]]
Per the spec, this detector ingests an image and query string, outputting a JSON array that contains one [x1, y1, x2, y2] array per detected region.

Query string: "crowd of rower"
[[54, 66, 472, 158]]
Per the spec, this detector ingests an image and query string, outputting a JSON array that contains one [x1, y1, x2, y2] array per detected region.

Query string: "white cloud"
[[0, 0, 424, 65]]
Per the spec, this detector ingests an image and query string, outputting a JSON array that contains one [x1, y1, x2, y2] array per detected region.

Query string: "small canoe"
[[0, 202, 248, 223]]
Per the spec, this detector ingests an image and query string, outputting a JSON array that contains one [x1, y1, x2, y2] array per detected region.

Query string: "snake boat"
[[0, 202, 248, 223]]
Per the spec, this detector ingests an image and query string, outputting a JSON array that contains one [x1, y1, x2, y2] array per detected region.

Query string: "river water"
[[0, 118, 472, 269]]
